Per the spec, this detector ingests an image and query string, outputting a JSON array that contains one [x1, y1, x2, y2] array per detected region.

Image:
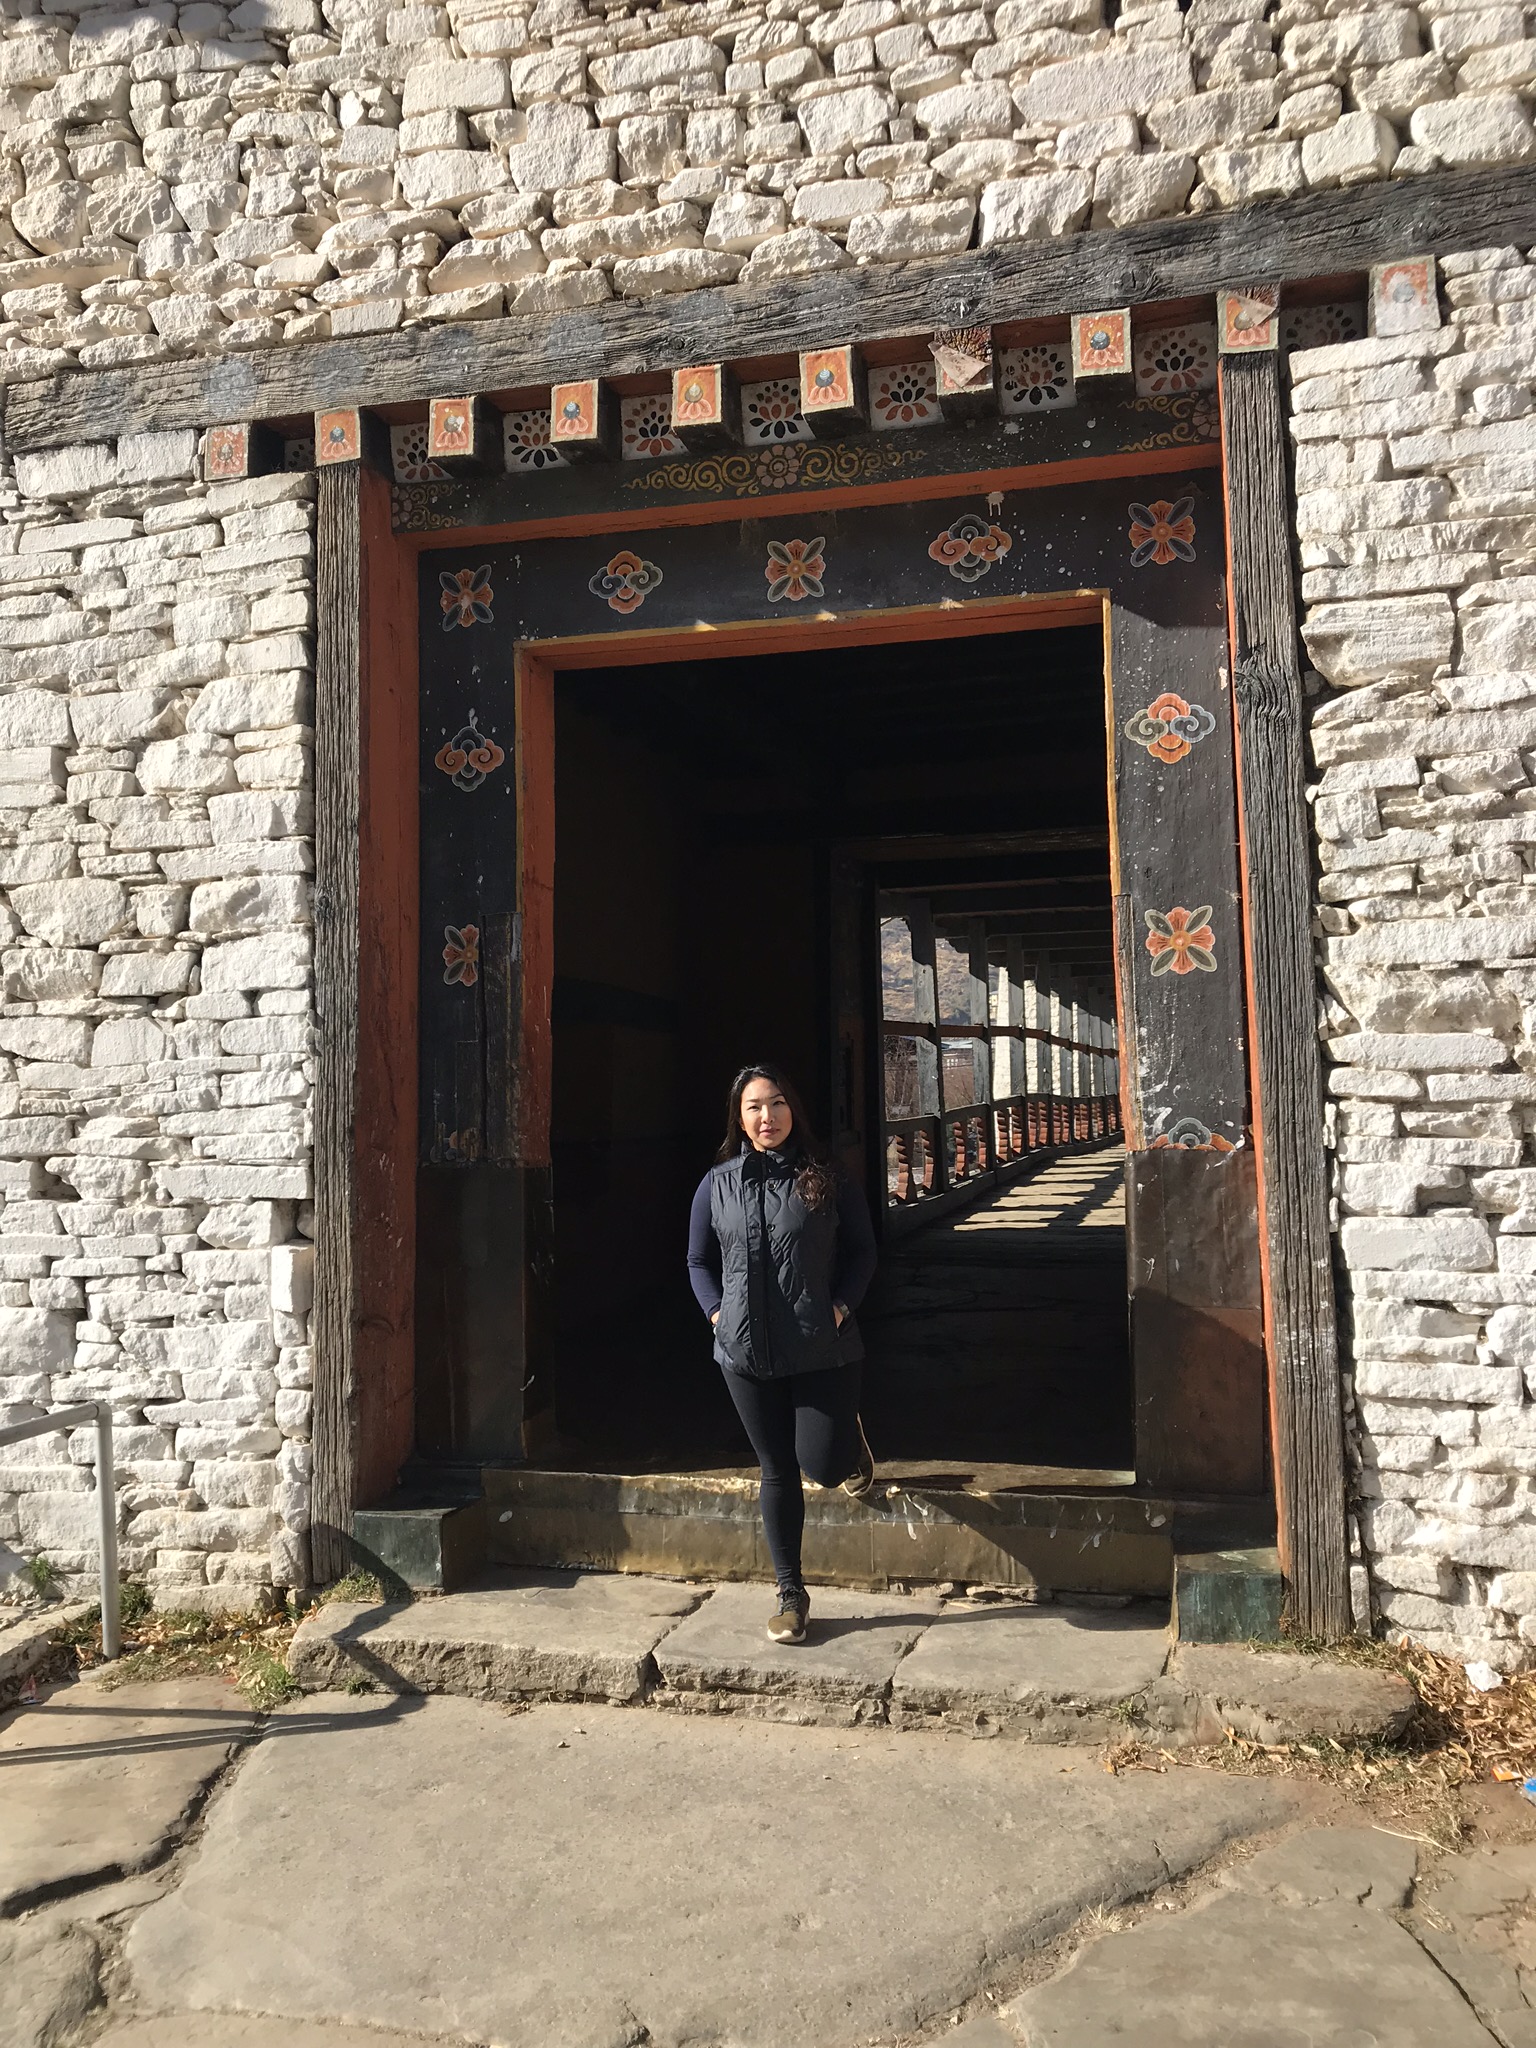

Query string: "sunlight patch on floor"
[[951, 1148, 1127, 1233]]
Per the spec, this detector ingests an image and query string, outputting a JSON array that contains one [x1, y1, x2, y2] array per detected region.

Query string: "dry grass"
[[58, 1586, 304, 1713], [1103, 1632, 1536, 1849]]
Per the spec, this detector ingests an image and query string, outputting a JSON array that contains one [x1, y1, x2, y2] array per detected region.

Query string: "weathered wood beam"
[[310, 459, 363, 1585], [311, 459, 419, 1581], [10, 164, 1534, 453], [1220, 348, 1350, 1641]]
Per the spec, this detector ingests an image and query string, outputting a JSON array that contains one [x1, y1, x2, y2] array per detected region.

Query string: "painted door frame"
[[313, 369, 1350, 1632]]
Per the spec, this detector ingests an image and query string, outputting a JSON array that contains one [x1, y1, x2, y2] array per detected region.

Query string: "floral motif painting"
[[867, 361, 940, 431], [504, 410, 568, 470], [928, 514, 1012, 583], [442, 924, 480, 986], [741, 378, 813, 445], [620, 393, 684, 461], [1132, 323, 1217, 398], [434, 713, 506, 791], [551, 380, 599, 441], [589, 550, 663, 614], [1144, 906, 1217, 976], [998, 345, 1075, 414], [390, 421, 448, 484], [673, 366, 722, 428], [315, 408, 360, 464], [800, 345, 856, 415], [1282, 302, 1364, 352], [1128, 497, 1196, 567], [440, 565, 494, 630], [206, 423, 250, 481], [1071, 310, 1129, 380], [1123, 692, 1216, 764], [1149, 1118, 1237, 1153], [765, 537, 826, 603]]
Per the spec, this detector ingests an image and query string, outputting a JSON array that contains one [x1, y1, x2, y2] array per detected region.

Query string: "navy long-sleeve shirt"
[[687, 1159, 878, 1323]]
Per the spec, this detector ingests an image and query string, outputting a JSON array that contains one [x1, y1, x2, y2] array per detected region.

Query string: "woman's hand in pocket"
[[710, 1311, 720, 1327], [833, 1302, 847, 1328]]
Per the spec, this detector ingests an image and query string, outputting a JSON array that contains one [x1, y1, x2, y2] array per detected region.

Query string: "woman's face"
[[739, 1076, 793, 1152]]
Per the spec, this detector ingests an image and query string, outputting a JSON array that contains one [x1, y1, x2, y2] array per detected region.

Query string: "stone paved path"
[[8, 1672, 1536, 2048]]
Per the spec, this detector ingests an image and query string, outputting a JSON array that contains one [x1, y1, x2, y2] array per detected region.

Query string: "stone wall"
[[1, 0, 1534, 373], [1297, 249, 1536, 1667], [0, 432, 315, 1612]]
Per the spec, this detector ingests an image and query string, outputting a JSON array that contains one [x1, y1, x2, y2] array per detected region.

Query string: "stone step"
[[289, 1570, 1414, 1748], [481, 1465, 1274, 1597]]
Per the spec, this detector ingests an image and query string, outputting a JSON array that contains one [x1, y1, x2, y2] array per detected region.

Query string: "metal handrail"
[[0, 1403, 120, 1658]]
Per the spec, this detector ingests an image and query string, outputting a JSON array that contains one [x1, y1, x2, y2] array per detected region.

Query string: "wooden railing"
[[885, 1086, 1122, 1207]]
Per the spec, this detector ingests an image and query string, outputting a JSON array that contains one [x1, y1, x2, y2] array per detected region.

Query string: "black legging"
[[722, 1362, 863, 1596]]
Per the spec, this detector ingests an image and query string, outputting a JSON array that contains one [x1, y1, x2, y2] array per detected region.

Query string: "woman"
[[687, 1063, 878, 1645]]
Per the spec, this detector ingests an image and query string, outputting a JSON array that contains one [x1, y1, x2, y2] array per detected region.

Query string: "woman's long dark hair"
[[717, 1063, 840, 1210]]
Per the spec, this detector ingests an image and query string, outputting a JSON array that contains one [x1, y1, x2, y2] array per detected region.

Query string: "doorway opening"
[[546, 622, 1130, 1479]]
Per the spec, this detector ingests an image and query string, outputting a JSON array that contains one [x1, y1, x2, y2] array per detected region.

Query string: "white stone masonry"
[[0, 429, 315, 1612], [0, 0, 1534, 372], [1297, 248, 1536, 1667]]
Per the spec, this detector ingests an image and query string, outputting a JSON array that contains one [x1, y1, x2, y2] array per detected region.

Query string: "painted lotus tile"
[[1129, 497, 1196, 567], [440, 565, 494, 630], [315, 408, 361, 464], [620, 393, 684, 460], [434, 712, 506, 791], [1218, 286, 1280, 353], [442, 924, 480, 986], [673, 366, 722, 426], [1282, 301, 1364, 352], [868, 361, 940, 431], [765, 537, 826, 603], [801, 345, 856, 414], [998, 344, 1075, 414], [1132, 323, 1217, 398], [1370, 257, 1438, 337], [1071, 310, 1129, 379], [429, 399, 476, 458], [589, 550, 663, 614], [741, 378, 813, 446], [929, 513, 1012, 583], [1123, 691, 1217, 764], [206, 423, 249, 480], [504, 409, 567, 470], [552, 380, 600, 441], [390, 421, 448, 484], [283, 436, 314, 471], [1149, 1117, 1237, 1152], [1144, 906, 1217, 976]]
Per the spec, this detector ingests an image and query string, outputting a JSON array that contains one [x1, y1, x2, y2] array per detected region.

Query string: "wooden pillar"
[[1220, 349, 1350, 1639], [311, 460, 419, 1582]]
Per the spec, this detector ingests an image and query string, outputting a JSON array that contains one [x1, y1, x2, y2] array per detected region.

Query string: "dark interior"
[[549, 625, 1133, 1476]]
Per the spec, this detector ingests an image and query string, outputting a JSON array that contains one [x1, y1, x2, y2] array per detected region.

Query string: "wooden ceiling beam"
[[7, 165, 1534, 452]]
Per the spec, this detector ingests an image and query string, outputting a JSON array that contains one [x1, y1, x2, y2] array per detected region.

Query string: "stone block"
[[1411, 93, 1536, 167], [291, 1573, 703, 1701], [1200, 142, 1305, 205], [979, 171, 1091, 243], [797, 85, 896, 156], [138, 735, 238, 798], [1094, 152, 1196, 226], [610, 249, 743, 297], [199, 932, 311, 992], [1340, 1213, 1497, 1271], [1302, 596, 1455, 685], [704, 191, 787, 252], [912, 82, 1014, 140], [1013, 46, 1194, 126], [8, 880, 130, 946], [1301, 112, 1398, 187], [845, 200, 975, 260], [0, 1308, 75, 1375], [401, 58, 509, 116], [0, 690, 72, 749], [189, 877, 309, 935], [400, 150, 511, 209]]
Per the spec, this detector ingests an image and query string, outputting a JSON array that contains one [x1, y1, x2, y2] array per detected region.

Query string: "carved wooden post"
[[1220, 349, 1350, 1639]]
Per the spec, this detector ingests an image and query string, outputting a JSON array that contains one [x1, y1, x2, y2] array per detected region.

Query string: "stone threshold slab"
[[287, 1572, 1415, 1746]]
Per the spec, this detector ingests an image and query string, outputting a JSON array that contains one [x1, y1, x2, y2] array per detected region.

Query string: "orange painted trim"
[[1218, 357, 1284, 1565], [523, 589, 1105, 671], [396, 441, 1220, 555]]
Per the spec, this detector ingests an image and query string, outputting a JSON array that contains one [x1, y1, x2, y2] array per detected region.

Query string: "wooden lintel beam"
[[8, 165, 1534, 453]]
